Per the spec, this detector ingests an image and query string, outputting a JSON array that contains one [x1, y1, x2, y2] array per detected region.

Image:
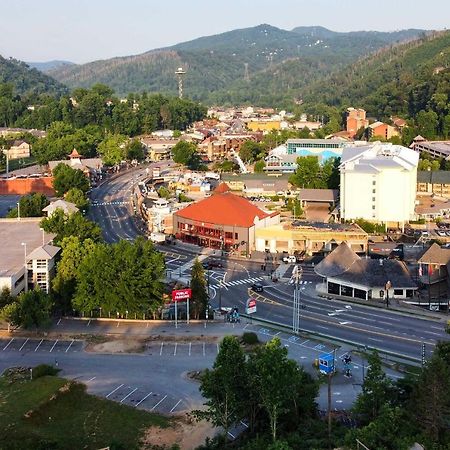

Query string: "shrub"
[[32, 364, 60, 379], [242, 332, 259, 345]]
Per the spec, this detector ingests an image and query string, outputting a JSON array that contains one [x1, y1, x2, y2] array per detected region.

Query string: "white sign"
[[246, 298, 257, 314]]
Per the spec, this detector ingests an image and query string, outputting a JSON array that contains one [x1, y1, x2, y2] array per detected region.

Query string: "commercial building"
[[286, 139, 348, 162], [417, 170, 450, 197], [48, 149, 103, 180], [368, 122, 399, 140], [220, 173, 290, 195], [410, 137, 450, 159], [340, 143, 419, 227], [346, 108, 369, 137], [5, 140, 31, 160], [254, 222, 367, 256], [315, 242, 416, 301], [173, 183, 280, 253], [0, 218, 60, 296]]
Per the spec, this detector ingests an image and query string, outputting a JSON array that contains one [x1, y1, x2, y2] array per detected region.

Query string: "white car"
[[282, 255, 296, 263]]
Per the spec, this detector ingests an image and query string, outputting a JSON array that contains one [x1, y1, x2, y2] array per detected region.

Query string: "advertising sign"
[[172, 288, 192, 302], [245, 298, 257, 314]]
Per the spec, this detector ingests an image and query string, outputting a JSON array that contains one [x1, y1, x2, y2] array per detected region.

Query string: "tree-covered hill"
[[47, 24, 427, 105], [27, 60, 75, 72], [0, 55, 67, 96]]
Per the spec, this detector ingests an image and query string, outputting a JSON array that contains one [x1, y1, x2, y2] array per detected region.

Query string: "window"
[[327, 282, 340, 295], [354, 288, 367, 300], [372, 205, 376, 209], [340, 285, 353, 297], [394, 289, 403, 296], [372, 197, 376, 202], [235, 233, 238, 239], [372, 189, 376, 194], [372, 180, 376, 186], [36, 259, 47, 269]]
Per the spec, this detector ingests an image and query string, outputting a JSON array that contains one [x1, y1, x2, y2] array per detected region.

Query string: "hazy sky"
[[1, 0, 449, 63]]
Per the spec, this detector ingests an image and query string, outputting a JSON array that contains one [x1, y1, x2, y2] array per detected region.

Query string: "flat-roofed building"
[[254, 221, 368, 256], [417, 170, 450, 198], [411, 138, 450, 159], [0, 218, 60, 296], [286, 139, 348, 162]]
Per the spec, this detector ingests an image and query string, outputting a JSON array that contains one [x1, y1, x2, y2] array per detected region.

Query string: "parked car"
[[437, 230, 447, 237], [282, 255, 296, 264], [202, 259, 224, 270], [251, 283, 264, 293]]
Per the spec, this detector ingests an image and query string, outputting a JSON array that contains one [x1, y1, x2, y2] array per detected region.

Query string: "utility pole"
[[292, 265, 303, 334], [328, 372, 332, 450]]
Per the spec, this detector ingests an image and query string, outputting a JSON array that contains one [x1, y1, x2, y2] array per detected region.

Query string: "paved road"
[[88, 167, 450, 362]]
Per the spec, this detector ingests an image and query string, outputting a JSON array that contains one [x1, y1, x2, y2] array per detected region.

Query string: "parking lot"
[[0, 337, 84, 353], [147, 341, 219, 357]]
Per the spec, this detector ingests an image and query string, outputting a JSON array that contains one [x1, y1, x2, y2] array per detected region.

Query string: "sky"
[[1, 0, 449, 64]]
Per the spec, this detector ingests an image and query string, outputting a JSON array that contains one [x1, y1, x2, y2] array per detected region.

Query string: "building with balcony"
[[173, 183, 280, 254]]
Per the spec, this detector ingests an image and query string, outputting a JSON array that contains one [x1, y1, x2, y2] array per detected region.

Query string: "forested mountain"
[[0, 55, 67, 95], [300, 31, 450, 139], [47, 24, 426, 105], [27, 60, 75, 72]]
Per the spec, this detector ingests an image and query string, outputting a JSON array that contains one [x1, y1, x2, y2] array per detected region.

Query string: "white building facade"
[[340, 143, 419, 227]]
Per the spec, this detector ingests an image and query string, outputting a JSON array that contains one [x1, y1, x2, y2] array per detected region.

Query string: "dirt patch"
[[85, 338, 146, 354], [146, 334, 225, 344], [142, 415, 216, 450]]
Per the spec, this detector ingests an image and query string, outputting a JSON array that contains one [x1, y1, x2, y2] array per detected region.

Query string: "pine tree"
[[190, 258, 208, 319]]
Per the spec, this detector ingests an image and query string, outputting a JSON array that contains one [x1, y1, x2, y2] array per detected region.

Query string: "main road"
[[89, 166, 450, 362]]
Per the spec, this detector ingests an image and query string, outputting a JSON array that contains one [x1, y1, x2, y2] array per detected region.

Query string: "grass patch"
[[0, 368, 170, 450]]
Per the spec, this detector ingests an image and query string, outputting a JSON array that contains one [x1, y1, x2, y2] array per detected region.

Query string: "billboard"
[[172, 288, 192, 302], [245, 298, 257, 314]]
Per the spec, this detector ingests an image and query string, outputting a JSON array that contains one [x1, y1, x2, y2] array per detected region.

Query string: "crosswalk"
[[91, 201, 130, 207], [210, 276, 265, 289]]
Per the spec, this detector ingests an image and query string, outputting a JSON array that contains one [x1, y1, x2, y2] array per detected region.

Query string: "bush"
[[32, 364, 60, 379], [242, 332, 259, 345]]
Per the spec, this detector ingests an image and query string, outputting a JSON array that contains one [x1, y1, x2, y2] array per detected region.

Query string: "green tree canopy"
[[52, 163, 90, 197], [97, 134, 127, 166], [6, 193, 49, 218], [172, 141, 201, 169], [64, 187, 89, 212], [190, 258, 208, 319]]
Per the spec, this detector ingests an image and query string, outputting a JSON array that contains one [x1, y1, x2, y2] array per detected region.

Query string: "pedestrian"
[[55, 359, 58, 368]]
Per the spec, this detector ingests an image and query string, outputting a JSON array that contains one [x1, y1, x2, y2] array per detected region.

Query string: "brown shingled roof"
[[417, 243, 450, 265]]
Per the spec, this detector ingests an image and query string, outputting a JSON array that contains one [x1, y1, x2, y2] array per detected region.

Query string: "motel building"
[[173, 183, 279, 254], [314, 242, 417, 301]]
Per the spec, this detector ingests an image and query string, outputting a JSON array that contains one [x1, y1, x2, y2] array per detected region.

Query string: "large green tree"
[[97, 134, 127, 166], [65, 187, 89, 212], [6, 193, 49, 218], [190, 259, 209, 319], [172, 141, 201, 169], [288, 156, 325, 189], [52, 163, 90, 197]]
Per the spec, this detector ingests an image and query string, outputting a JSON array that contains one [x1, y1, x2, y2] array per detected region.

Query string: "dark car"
[[202, 260, 224, 270], [251, 283, 264, 293]]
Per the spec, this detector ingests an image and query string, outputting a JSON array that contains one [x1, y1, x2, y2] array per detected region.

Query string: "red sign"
[[172, 288, 192, 302], [246, 298, 257, 314]]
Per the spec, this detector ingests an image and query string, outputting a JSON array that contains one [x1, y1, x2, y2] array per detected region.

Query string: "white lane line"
[[49, 339, 59, 352], [170, 399, 182, 413], [228, 431, 235, 439], [57, 318, 62, 326], [217, 343, 219, 353], [18, 338, 29, 351], [240, 421, 249, 428], [203, 342, 206, 356], [34, 339, 43, 352], [87, 319, 91, 326], [106, 384, 124, 398], [243, 323, 249, 330], [151, 394, 167, 411], [275, 331, 281, 336], [116, 322, 120, 327], [160, 342, 164, 356], [316, 325, 329, 330], [87, 376, 96, 383], [120, 387, 138, 403], [174, 343, 177, 356], [136, 392, 152, 407], [65, 340, 74, 353], [189, 342, 191, 356], [3, 338, 14, 351]]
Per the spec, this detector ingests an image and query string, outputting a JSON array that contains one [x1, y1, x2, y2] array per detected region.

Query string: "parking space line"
[[203, 342, 205, 356], [300, 340, 310, 346], [170, 399, 182, 413], [116, 322, 120, 327], [57, 318, 61, 326], [19, 338, 29, 351], [136, 392, 152, 407], [217, 343, 219, 354], [160, 342, 164, 356], [87, 376, 96, 383], [240, 421, 249, 428], [3, 338, 14, 351], [151, 394, 167, 411], [228, 431, 235, 439], [120, 387, 138, 403], [50, 339, 59, 352], [174, 343, 177, 356], [243, 323, 249, 330], [189, 342, 191, 356], [65, 340, 74, 353], [34, 339, 43, 352], [106, 384, 124, 398], [87, 319, 91, 326]]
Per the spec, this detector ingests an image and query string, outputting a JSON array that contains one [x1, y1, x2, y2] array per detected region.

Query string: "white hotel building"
[[340, 143, 419, 228]]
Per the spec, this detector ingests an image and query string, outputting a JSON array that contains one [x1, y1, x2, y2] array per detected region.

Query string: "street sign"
[[172, 288, 192, 302], [245, 298, 257, 314]]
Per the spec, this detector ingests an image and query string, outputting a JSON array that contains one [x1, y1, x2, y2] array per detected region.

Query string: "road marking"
[[160, 342, 164, 356], [136, 392, 152, 407], [3, 338, 14, 351], [300, 340, 310, 346], [339, 321, 351, 325], [203, 342, 206, 356], [18, 338, 29, 351], [336, 400, 343, 404], [87, 376, 96, 383], [57, 318, 62, 326], [65, 340, 74, 353], [34, 339, 43, 352], [367, 337, 383, 342], [120, 387, 138, 403], [275, 331, 281, 336], [240, 421, 249, 428], [170, 399, 182, 413], [116, 322, 120, 327], [189, 342, 191, 356], [49, 340, 59, 352], [106, 384, 124, 398], [243, 323, 249, 330], [87, 319, 91, 326], [151, 395, 167, 411], [174, 343, 177, 356], [217, 343, 219, 354], [288, 336, 299, 342], [314, 344, 326, 350], [227, 431, 235, 439]]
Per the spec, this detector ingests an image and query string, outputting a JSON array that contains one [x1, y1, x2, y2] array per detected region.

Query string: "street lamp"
[[17, 202, 20, 221], [292, 265, 303, 334], [385, 280, 391, 308], [21, 242, 27, 292], [39, 228, 45, 246]]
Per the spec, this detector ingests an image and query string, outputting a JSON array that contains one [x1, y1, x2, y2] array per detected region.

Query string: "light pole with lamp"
[[385, 280, 391, 308], [21, 242, 28, 292], [17, 202, 20, 222], [39, 228, 45, 246], [292, 265, 303, 334]]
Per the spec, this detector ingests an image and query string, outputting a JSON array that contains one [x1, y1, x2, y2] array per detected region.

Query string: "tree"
[[254, 159, 265, 173], [125, 139, 145, 161], [239, 141, 263, 163], [65, 188, 89, 212], [249, 338, 305, 441], [213, 160, 238, 173], [195, 336, 248, 435], [52, 163, 90, 197], [415, 110, 438, 139], [0, 302, 20, 331], [0, 287, 13, 308], [321, 157, 340, 189], [289, 156, 325, 189], [190, 259, 208, 319], [157, 186, 171, 199], [40, 209, 103, 245], [172, 141, 201, 169], [6, 193, 49, 218], [98, 134, 127, 166], [354, 350, 393, 423]]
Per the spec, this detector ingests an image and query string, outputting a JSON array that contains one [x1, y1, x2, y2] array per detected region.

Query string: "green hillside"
[[0, 55, 67, 95], [47, 24, 426, 105], [299, 31, 450, 139]]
